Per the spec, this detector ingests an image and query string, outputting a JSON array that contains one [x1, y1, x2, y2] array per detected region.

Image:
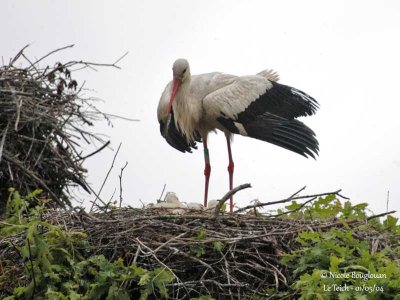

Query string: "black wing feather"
[[159, 110, 200, 153], [217, 82, 319, 158], [241, 81, 319, 120]]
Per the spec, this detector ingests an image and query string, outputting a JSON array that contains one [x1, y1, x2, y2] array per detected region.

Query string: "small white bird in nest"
[[164, 192, 180, 204], [186, 202, 204, 210]]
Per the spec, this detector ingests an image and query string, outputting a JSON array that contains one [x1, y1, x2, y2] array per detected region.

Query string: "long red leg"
[[226, 135, 234, 213], [203, 137, 211, 208]]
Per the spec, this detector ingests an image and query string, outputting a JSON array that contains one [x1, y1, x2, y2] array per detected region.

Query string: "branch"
[[65, 51, 129, 71], [0, 123, 10, 163], [31, 44, 75, 67], [214, 183, 252, 217], [367, 210, 397, 221], [75, 140, 110, 162], [119, 161, 128, 208], [9, 44, 30, 66], [90, 143, 122, 212], [235, 189, 343, 213], [270, 197, 318, 218]]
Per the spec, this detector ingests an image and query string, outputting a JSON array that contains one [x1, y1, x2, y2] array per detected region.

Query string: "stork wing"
[[202, 75, 319, 158], [202, 75, 319, 121], [159, 110, 199, 153], [157, 83, 199, 153]]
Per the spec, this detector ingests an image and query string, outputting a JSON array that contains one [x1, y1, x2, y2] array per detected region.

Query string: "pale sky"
[[2, 0, 400, 217]]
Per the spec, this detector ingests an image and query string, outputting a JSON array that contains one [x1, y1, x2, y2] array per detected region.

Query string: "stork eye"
[[183, 68, 187, 73]]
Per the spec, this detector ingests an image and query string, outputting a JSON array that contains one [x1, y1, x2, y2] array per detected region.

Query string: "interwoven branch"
[[0, 45, 124, 211]]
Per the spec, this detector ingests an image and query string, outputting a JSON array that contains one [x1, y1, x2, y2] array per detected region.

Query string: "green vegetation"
[[1, 190, 399, 299], [0, 189, 174, 299], [278, 195, 400, 299]]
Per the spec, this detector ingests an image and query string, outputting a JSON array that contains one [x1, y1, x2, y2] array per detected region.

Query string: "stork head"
[[168, 58, 190, 114]]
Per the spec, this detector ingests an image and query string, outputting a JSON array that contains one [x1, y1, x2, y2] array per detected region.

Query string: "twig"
[[223, 254, 233, 299], [214, 183, 252, 217], [90, 143, 122, 212], [31, 44, 75, 67], [112, 51, 129, 66], [3, 152, 65, 208], [169, 246, 215, 273], [119, 162, 128, 208], [103, 113, 139, 121], [235, 189, 343, 213], [158, 184, 166, 202], [386, 191, 390, 213], [271, 197, 318, 218], [135, 238, 183, 287], [9, 44, 30, 66], [75, 140, 110, 162], [0, 123, 9, 163], [367, 210, 396, 221], [288, 186, 307, 200]]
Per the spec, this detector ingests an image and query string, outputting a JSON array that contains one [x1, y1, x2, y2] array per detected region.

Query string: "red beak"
[[167, 77, 181, 114]]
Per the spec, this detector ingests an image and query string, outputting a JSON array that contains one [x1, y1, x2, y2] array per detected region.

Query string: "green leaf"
[[139, 273, 151, 286], [384, 215, 399, 232], [285, 201, 301, 211], [213, 241, 224, 251], [338, 293, 352, 300], [195, 229, 207, 240], [330, 255, 345, 271], [298, 231, 321, 242]]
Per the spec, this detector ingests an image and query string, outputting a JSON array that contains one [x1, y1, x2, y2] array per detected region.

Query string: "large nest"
[[0, 45, 118, 212], [1, 194, 394, 299]]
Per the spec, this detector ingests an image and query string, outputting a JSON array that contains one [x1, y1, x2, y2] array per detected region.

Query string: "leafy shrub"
[[0, 189, 173, 299], [279, 195, 400, 299]]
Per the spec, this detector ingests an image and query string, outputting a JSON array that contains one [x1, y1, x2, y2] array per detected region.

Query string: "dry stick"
[[287, 185, 307, 200], [0, 89, 33, 96], [263, 257, 288, 287], [158, 184, 167, 202], [31, 44, 75, 67], [136, 238, 187, 293], [4, 152, 65, 207], [103, 113, 139, 122], [169, 246, 215, 273], [235, 189, 343, 213], [271, 197, 318, 218], [21, 53, 41, 76], [0, 123, 9, 163], [386, 191, 390, 213], [64, 52, 128, 71], [14, 97, 22, 131], [367, 210, 396, 221], [337, 192, 350, 200], [154, 232, 188, 253], [90, 143, 122, 212], [75, 140, 111, 162], [112, 51, 129, 67], [9, 44, 30, 66], [214, 183, 252, 217], [119, 162, 128, 208], [223, 254, 233, 300]]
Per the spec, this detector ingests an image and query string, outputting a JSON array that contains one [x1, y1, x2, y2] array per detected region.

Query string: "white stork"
[[157, 59, 319, 213]]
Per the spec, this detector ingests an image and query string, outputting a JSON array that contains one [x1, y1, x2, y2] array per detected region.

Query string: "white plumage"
[[158, 58, 319, 213]]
